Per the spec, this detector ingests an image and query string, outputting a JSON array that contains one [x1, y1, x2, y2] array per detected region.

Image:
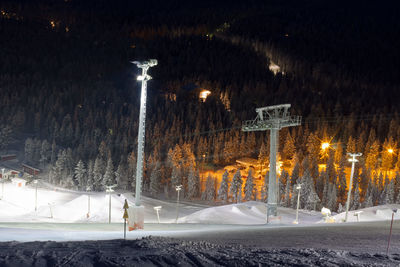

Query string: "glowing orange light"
[[321, 142, 330, 150], [388, 148, 394, 154], [199, 90, 211, 102]]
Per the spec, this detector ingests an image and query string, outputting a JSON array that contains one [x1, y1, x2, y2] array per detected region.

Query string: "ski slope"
[[0, 181, 205, 223]]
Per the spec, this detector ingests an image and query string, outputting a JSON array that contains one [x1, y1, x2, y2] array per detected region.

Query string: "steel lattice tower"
[[242, 104, 301, 222]]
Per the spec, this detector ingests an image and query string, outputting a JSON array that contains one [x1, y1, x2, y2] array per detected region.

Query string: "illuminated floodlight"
[[388, 148, 394, 154], [321, 142, 330, 150], [345, 153, 362, 222]]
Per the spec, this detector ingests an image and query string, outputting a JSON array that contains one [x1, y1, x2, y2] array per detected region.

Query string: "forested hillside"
[[1, 0, 400, 211]]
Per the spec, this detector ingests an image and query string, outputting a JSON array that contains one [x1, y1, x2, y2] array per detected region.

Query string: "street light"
[[321, 142, 330, 151], [34, 179, 38, 212], [86, 185, 92, 218], [175, 185, 182, 223], [154, 206, 162, 223], [293, 184, 302, 224], [105, 184, 117, 224], [388, 148, 394, 154], [345, 152, 362, 222], [131, 59, 157, 229]]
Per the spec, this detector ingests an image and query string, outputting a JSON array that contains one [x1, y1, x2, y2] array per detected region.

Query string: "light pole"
[[34, 179, 38, 212], [105, 185, 117, 224], [154, 206, 162, 223], [1, 168, 4, 200], [345, 152, 362, 222], [175, 185, 182, 223], [86, 186, 91, 218], [293, 184, 302, 224], [132, 59, 157, 229]]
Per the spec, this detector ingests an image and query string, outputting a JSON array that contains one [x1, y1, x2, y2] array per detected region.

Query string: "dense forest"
[[1, 0, 400, 211]]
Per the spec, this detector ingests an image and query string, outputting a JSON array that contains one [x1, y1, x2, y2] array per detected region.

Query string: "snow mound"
[[332, 204, 400, 223], [180, 201, 323, 225]]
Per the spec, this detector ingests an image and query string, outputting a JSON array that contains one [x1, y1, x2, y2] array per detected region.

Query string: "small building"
[[0, 154, 17, 161], [11, 178, 27, 187], [22, 164, 40, 176]]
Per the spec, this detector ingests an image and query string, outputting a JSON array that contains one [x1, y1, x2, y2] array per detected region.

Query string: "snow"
[[0, 181, 205, 223], [0, 237, 398, 266], [0, 180, 400, 264], [180, 201, 324, 225]]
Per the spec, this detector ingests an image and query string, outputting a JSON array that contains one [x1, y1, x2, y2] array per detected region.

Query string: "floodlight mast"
[[242, 104, 301, 222], [132, 59, 157, 207]]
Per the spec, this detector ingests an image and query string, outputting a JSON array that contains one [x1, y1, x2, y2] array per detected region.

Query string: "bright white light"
[[321, 142, 330, 150], [137, 75, 145, 81], [175, 185, 182, 191], [388, 148, 394, 154]]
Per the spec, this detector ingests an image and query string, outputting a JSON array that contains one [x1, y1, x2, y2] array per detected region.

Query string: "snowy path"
[[0, 237, 399, 266], [0, 220, 399, 254]]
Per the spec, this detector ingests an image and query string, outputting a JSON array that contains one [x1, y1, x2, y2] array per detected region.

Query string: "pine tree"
[[218, 170, 229, 203], [284, 179, 291, 207], [115, 158, 128, 189], [171, 165, 182, 189], [282, 132, 296, 161], [74, 160, 86, 190], [291, 159, 300, 186], [102, 156, 115, 187], [325, 150, 336, 183], [230, 170, 243, 203], [261, 171, 269, 202], [54, 149, 67, 185], [306, 133, 320, 160], [149, 162, 161, 196], [39, 140, 51, 168], [351, 181, 360, 210], [93, 156, 104, 190], [337, 158, 347, 202], [86, 160, 94, 191], [187, 167, 199, 200], [302, 169, 319, 210], [387, 178, 395, 204], [244, 169, 255, 201], [127, 151, 136, 191], [366, 140, 380, 171], [202, 174, 215, 202], [258, 140, 268, 174], [327, 183, 337, 211], [206, 176, 216, 202], [24, 138, 34, 163], [346, 136, 356, 154]]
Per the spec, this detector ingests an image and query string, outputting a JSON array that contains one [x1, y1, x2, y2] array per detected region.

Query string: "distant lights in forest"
[[269, 61, 283, 75], [50, 20, 56, 28], [199, 90, 211, 102]]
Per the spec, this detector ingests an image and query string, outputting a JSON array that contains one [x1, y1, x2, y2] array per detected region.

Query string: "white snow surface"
[[0, 181, 205, 223]]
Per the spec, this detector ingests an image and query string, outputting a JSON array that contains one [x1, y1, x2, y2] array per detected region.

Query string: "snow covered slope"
[[0, 182, 205, 223]]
